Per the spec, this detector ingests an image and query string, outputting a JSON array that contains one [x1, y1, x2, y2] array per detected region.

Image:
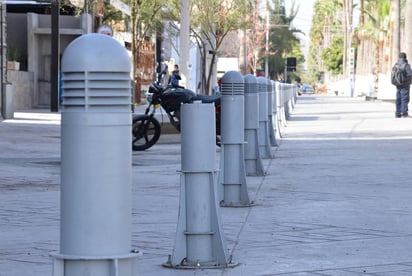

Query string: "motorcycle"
[[132, 79, 221, 151]]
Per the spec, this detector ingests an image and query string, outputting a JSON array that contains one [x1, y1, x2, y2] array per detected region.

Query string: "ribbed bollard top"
[[221, 71, 244, 95], [257, 77, 267, 93], [266, 78, 272, 91], [271, 80, 276, 91], [244, 74, 258, 94], [61, 33, 131, 112]]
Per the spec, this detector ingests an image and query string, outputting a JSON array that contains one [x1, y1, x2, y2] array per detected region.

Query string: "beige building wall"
[[5, 12, 90, 110]]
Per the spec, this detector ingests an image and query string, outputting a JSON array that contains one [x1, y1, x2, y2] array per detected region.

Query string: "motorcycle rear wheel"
[[132, 115, 161, 151]]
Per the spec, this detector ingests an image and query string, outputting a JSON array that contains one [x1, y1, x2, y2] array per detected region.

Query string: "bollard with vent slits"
[[54, 33, 139, 276], [243, 74, 264, 176], [219, 71, 252, 207]]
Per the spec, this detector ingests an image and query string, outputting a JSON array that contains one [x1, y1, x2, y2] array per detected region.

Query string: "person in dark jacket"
[[394, 52, 412, 118], [170, 64, 181, 87]]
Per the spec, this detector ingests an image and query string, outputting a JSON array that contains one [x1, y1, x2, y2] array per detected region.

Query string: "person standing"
[[171, 64, 181, 87], [392, 52, 412, 118]]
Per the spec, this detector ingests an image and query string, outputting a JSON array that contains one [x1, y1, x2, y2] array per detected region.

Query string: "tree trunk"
[[390, 0, 400, 67], [405, 0, 412, 61], [179, 0, 190, 89], [343, 0, 353, 79]]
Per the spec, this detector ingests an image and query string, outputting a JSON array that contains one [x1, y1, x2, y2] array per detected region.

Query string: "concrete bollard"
[[271, 80, 281, 141], [257, 77, 273, 159], [164, 102, 236, 269], [284, 84, 295, 120], [243, 74, 264, 176], [275, 81, 285, 128], [284, 86, 291, 119], [267, 79, 277, 146], [54, 34, 139, 276], [219, 71, 252, 207], [1, 83, 14, 119]]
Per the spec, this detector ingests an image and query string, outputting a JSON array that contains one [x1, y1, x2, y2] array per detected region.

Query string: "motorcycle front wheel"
[[132, 115, 161, 151]]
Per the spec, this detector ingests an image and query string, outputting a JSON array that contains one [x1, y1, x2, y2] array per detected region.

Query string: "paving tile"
[[3, 97, 412, 275]]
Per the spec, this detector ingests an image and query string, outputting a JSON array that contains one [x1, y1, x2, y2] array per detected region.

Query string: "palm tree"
[[343, 0, 353, 78], [308, 0, 342, 80], [354, 0, 390, 93], [390, 0, 400, 65], [404, 0, 412, 60], [266, 0, 301, 79]]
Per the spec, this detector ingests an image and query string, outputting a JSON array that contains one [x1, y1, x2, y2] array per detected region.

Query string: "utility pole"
[[50, 0, 60, 112], [405, 0, 412, 61], [180, 0, 190, 89], [0, 1, 5, 119], [265, 9, 269, 78], [391, 0, 400, 65]]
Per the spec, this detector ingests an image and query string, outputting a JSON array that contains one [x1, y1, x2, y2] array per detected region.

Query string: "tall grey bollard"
[[257, 77, 273, 159], [1, 83, 14, 119], [243, 74, 264, 176], [54, 34, 138, 276], [267, 79, 277, 146], [284, 84, 294, 120], [164, 102, 236, 268], [271, 80, 281, 140], [276, 81, 287, 128], [219, 71, 252, 207]]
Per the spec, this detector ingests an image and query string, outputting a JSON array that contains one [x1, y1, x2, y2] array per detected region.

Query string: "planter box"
[[7, 61, 20, 71]]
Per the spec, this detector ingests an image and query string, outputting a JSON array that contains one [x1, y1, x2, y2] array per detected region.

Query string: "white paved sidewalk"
[[2, 95, 412, 275]]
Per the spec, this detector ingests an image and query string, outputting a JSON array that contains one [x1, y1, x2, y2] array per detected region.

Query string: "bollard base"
[[220, 200, 255, 208], [162, 255, 239, 269], [52, 251, 141, 276]]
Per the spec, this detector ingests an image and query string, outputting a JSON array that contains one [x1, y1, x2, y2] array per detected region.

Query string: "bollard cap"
[[61, 34, 131, 112], [62, 33, 130, 72], [243, 74, 258, 94], [221, 71, 244, 95]]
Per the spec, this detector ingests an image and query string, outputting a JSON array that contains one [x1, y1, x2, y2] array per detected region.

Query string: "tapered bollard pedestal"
[[164, 102, 237, 269]]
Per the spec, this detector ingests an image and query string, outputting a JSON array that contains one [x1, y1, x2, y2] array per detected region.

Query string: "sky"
[[286, 0, 315, 37], [285, 0, 316, 55], [285, 0, 315, 58]]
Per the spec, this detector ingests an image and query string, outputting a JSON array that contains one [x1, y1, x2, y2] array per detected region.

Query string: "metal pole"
[[180, 0, 190, 88], [1, 0, 5, 119], [50, 0, 60, 112], [265, 10, 269, 78]]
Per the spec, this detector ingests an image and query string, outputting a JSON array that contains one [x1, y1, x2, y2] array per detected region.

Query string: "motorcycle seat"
[[192, 94, 221, 104]]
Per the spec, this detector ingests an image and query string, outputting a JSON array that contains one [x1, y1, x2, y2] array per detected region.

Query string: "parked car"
[[300, 84, 315, 94]]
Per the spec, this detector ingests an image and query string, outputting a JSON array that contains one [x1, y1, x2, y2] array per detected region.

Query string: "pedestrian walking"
[[391, 52, 412, 118]]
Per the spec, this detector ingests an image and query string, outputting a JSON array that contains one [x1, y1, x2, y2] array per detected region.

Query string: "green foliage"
[[320, 36, 343, 74], [190, 0, 252, 93], [102, 2, 124, 25], [307, 0, 345, 80], [129, 0, 174, 41], [356, 0, 391, 42], [190, 0, 251, 44], [267, 0, 302, 78], [7, 42, 19, 61]]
